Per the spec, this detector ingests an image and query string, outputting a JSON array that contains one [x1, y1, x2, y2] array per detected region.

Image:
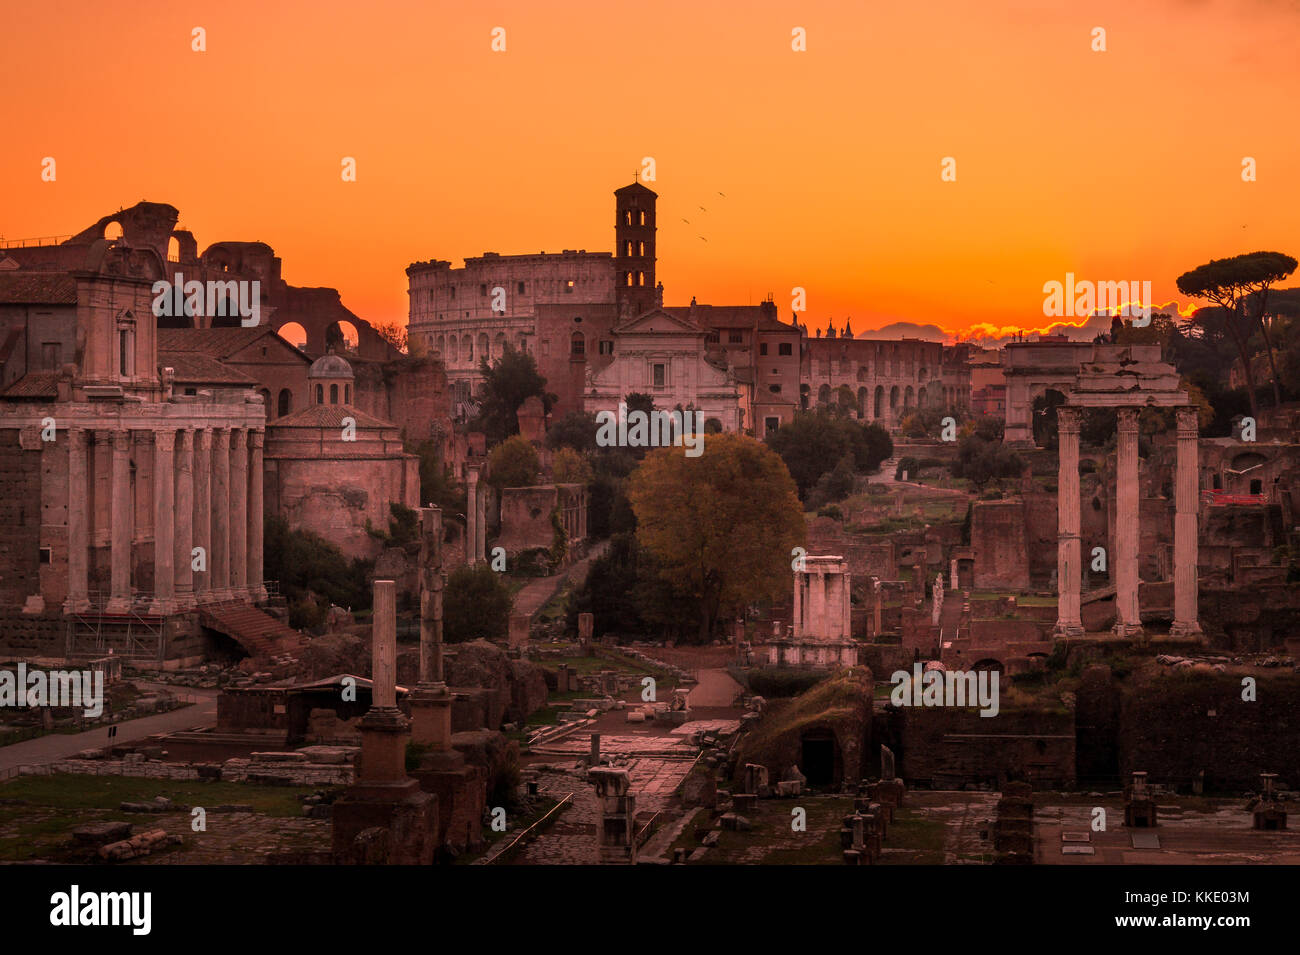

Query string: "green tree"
[[473, 345, 554, 446], [1177, 251, 1298, 419], [263, 516, 372, 629], [487, 434, 541, 491], [552, 446, 592, 484], [628, 432, 805, 641], [546, 410, 599, 453], [765, 410, 892, 498], [405, 438, 465, 515], [443, 564, 512, 643]]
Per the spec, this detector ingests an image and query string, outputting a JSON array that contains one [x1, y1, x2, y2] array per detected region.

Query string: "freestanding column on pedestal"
[[1054, 406, 1084, 638], [410, 507, 454, 750], [152, 430, 176, 614], [357, 579, 410, 783], [792, 566, 803, 638], [212, 429, 230, 598], [248, 430, 266, 601], [193, 430, 211, 599], [230, 429, 248, 597], [173, 429, 195, 608], [465, 466, 481, 565], [105, 430, 132, 613], [1113, 408, 1143, 638], [64, 428, 90, 613], [1171, 407, 1203, 639]]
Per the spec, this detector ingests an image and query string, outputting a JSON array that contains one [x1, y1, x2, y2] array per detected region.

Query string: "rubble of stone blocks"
[[98, 829, 182, 862], [839, 811, 884, 864], [992, 781, 1034, 863]]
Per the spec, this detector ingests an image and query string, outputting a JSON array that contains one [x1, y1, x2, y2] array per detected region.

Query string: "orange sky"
[[3, 0, 1298, 339]]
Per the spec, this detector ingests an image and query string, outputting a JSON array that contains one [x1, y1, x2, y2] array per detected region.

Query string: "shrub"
[[746, 667, 827, 698]]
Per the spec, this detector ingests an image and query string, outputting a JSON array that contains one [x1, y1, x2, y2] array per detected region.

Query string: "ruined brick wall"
[[0, 430, 41, 608], [898, 705, 1075, 789], [971, 500, 1029, 590], [496, 485, 560, 556], [1117, 669, 1300, 791]]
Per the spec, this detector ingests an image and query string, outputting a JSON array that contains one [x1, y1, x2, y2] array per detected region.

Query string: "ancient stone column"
[[842, 565, 852, 639], [356, 579, 411, 784], [106, 430, 132, 613], [588, 767, 637, 864], [173, 429, 195, 609], [465, 466, 480, 565], [410, 508, 453, 750], [475, 479, 486, 566], [792, 566, 804, 638], [248, 430, 266, 602], [211, 429, 230, 599], [193, 430, 211, 599], [1113, 408, 1143, 638], [373, 579, 397, 709], [1054, 406, 1084, 638], [230, 429, 248, 597], [1171, 407, 1202, 639], [64, 428, 90, 613], [810, 567, 825, 637], [152, 430, 176, 614]]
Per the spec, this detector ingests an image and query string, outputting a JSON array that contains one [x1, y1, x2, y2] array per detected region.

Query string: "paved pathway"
[[512, 540, 610, 620], [0, 685, 219, 774]]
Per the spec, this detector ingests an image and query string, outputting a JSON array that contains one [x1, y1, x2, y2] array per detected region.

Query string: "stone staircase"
[[198, 603, 308, 661]]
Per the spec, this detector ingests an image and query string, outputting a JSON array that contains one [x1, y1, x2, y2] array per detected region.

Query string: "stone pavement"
[[512, 540, 609, 620], [507, 757, 694, 865], [0, 686, 219, 774]]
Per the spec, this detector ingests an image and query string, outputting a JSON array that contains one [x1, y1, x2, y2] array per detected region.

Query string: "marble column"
[[841, 567, 851, 639], [106, 430, 132, 613], [248, 430, 266, 601], [211, 428, 231, 599], [1113, 408, 1143, 637], [230, 429, 248, 597], [792, 567, 803, 638], [810, 568, 826, 637], [1171, 407, 1203, 638], [465, 466, 481, 565], [410, 507, 453, 750], [173, 429, 194, 609], [152, 430, 175, 614], [193, 430, 211, 599], [1054, 406, 1084, 638], [64, 428, 90, 613]]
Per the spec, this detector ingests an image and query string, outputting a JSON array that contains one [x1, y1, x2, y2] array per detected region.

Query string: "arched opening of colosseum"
[[277, 322, 308, 350], [461, 334, 473, 361], [904, 386, 914, 411], [494, 332, 507, 357], [326, 320, 359, 353], [918, 386, 927, 408], [433, 335, 445, 358]]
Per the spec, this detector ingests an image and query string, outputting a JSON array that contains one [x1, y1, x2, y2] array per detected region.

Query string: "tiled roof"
[[0, 272, 78, 305], [159, 351, 257, 384], [0, 371, 60, 398], [270, 403, 395, 430], [157, 326, 292, 359]]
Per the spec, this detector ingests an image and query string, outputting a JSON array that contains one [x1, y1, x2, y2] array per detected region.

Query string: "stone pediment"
[[614, 308, 704, 336]]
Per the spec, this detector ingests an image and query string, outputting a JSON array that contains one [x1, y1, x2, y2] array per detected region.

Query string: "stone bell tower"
[[614, 181, 658, 320]]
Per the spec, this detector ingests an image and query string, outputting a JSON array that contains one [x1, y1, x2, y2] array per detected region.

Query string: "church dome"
[[308, 353, 354, 379]]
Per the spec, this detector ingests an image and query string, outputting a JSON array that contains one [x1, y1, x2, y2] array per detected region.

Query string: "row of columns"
[[1054, 406, 1201, 639], [64, 425, 265, 615], [793, 559, 852, 641]]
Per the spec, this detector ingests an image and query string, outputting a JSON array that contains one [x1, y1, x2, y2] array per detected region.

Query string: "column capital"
[[249, 429, 265, 451], [68, 426, 87, 448], [112, 429, 131, 452], [231, 428, 248, 451], [197, 428, 213, 451], [177, 427, 194, 451], [1176, 406, 1199, 435], [1116, 407, 1140, 431], [1056, 405, 1081, 432], [155, 429, 175, 453], [213, 427, 230, 449]]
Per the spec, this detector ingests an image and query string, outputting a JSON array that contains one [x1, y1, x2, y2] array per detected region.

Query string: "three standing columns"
[[1054, 404, 1200, 641]]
